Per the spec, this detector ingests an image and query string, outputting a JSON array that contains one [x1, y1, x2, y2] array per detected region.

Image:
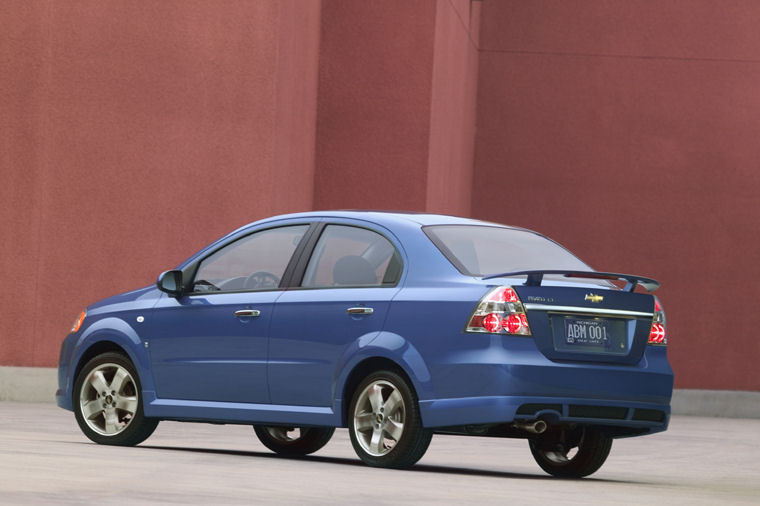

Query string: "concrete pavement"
[[1, 402, 758, 505]]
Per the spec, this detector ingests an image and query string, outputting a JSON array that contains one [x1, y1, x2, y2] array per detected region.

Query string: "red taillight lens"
[[648, 297, 666, 345], [483, 313, 502, 333], [496, 287, 520, 303], [465, 286, 532, 336], [504, 314, 523, 334], [649, 323, 665, 344], [70, 310, 86, 333]]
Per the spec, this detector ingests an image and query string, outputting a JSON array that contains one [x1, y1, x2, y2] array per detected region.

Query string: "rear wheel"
[[253, 425, 335, 456], [529, 426, 612, 478], [348, 370, 432, 469], [73, 352, 158, 446]]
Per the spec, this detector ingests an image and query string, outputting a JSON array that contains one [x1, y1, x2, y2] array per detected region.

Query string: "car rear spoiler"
[[481, 270, 660, 292]]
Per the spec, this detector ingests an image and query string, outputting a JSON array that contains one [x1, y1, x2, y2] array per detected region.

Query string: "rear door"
[[268, 223, 403, 407]]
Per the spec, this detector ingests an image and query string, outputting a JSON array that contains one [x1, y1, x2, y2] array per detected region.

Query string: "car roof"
[[253, 210, 514, 229]]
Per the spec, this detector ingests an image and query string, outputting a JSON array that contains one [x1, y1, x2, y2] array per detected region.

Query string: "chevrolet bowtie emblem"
[[585, 293, 604, 303]]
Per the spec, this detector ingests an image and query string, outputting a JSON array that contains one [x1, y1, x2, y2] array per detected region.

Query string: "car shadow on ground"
[[126, 443, 637, 483]]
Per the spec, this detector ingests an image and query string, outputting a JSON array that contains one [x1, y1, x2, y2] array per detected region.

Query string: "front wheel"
[[253, 425, 335, 456], [529, 426, 612, 478], [348, 370, 432, 469], [73, 352, 158, 446]]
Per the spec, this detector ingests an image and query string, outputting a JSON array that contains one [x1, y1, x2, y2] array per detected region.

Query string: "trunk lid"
[[513, 283, 655, 365]]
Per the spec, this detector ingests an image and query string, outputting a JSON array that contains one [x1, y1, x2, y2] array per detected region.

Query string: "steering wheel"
[[245, 271, 281, 289]]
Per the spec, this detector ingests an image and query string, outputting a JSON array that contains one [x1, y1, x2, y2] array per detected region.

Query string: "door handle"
[[234, 309, 261, 318], [346, 307, 374, 315]]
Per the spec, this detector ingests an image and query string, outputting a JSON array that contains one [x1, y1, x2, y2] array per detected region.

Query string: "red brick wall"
[[313, 0, 437, 211], [313, 0, 477, 215]]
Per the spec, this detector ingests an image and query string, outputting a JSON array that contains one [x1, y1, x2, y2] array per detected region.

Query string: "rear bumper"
[[419, 340, 673, 435], [420, 395, 670, 436]]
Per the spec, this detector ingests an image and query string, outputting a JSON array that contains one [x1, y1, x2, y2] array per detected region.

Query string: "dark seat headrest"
[[333, 255, 377, 285]]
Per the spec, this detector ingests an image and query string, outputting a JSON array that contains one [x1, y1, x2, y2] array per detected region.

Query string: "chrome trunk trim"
[[523, 303, 653, 318]]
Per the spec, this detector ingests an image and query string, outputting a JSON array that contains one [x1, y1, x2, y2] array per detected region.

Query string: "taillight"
[[70, 310, 86, 333], [466, 286, 532, 336], [648, 297, 666, 345]]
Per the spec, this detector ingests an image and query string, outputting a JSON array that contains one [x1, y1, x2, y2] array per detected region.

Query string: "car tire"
[[73, 352, 158, 446], [253, 425, 335, 456], [529, 427, 612, 478], [348, 370, 432, 469]]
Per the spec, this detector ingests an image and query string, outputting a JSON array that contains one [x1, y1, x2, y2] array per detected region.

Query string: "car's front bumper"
[[55, 332, 76, 412], [56, 387, 72, 411]]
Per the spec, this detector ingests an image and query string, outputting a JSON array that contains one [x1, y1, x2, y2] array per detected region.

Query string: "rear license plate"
[[564, 318, 612, 349]]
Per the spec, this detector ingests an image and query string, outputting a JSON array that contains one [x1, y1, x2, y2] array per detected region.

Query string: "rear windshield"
[[423, 225, 591, 277]]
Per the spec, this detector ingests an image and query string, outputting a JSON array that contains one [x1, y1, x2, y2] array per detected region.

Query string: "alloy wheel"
[[78, 363, 138, 436], [352, 380, 406, 457]]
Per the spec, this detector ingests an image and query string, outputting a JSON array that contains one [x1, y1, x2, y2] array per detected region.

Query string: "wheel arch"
[[71, 317, 153, 396], [340, 357, 409, 426], [335, 332, 433, 426], [73, 341, 133, 387]]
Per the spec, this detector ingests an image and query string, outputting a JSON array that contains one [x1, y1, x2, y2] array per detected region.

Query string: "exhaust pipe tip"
[[513, 419, 548, 434]]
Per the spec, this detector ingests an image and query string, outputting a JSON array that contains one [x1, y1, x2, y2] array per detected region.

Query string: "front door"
[[148, 224, 309, 404]]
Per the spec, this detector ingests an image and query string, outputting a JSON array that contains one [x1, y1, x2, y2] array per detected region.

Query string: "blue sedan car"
[[56, 211, 672, 477]]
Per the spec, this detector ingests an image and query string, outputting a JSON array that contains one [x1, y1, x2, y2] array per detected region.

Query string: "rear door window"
[[301, 225, 401, 288]]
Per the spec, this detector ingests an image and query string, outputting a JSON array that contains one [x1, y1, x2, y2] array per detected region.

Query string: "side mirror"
[[157, 270, 184, 297]]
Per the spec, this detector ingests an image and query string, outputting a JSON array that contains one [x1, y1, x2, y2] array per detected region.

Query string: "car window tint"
[[193, 225, 308, 292], [424, 225, 591, 276], [301, 225, 400, 288]]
